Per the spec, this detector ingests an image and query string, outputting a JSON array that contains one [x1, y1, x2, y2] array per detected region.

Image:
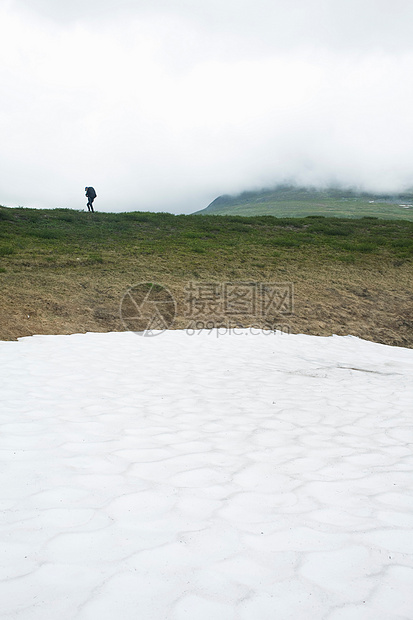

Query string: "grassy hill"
[[0, 206, 412, 346], [194, 186, 413, 220]]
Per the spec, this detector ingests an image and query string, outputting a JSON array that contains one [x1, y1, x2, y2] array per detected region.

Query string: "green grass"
[[0, 205, 411, 266], [0, 205, 412, 347], [0, 245, 15, 256]]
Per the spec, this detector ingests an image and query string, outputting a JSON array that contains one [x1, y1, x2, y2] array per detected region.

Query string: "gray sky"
[[1, 0, 413, 213]]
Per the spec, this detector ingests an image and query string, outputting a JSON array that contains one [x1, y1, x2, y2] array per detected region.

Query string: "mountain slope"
[[194, 186, 413, 220]]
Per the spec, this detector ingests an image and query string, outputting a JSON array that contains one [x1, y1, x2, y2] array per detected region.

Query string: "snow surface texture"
[[1, 329, 413, 620]]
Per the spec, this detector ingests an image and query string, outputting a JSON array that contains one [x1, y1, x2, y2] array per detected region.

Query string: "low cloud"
[[1, 1, 413, 212]]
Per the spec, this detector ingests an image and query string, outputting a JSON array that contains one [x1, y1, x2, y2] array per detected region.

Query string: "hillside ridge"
[[194, 185, 413, 220]]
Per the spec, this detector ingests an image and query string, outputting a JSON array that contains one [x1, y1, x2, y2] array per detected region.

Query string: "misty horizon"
[[4, 181, 413, 216], [1, 0, 413, 214]]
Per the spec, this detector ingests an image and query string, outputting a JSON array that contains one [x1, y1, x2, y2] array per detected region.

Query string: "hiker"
[[85, 187, 97, 212]]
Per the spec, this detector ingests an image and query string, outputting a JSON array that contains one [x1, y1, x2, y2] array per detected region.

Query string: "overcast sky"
[[1, 0, 413, 213]]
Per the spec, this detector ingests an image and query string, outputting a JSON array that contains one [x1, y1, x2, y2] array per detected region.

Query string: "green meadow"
[[0, 206, 412, 346]]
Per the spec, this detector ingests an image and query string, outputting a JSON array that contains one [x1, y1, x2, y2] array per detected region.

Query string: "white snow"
[[0, 329, 412, 619]]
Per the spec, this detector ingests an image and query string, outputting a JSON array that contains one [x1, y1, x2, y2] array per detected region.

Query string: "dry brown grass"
[[1, 250, 412, 347]]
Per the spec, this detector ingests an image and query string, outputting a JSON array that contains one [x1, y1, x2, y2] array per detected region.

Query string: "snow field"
[[0, 329, 412, 619]]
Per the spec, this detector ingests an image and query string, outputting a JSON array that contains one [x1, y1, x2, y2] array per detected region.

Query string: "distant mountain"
[[194, 186, 413, 220]]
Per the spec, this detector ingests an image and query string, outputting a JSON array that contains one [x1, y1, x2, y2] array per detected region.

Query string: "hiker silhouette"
[[85, 187, 97, 212]]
